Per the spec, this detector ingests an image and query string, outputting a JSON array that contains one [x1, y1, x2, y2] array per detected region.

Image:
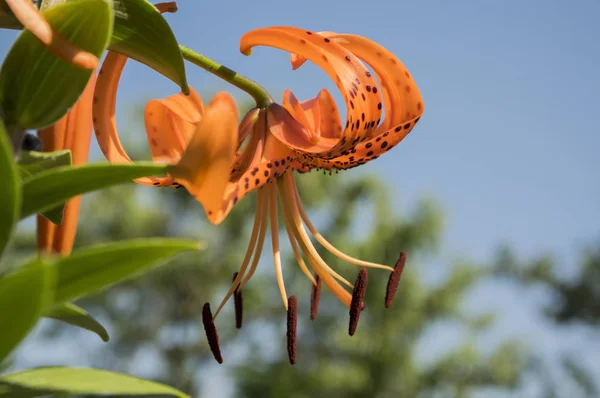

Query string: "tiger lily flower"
[[92, 26, 422, 364], [3, 0, 98, 69], [37, 72, 96, 255]]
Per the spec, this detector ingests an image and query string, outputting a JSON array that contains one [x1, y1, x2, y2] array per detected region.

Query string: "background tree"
[[492, 243, 600, 397], [7, 101, 597, 397]]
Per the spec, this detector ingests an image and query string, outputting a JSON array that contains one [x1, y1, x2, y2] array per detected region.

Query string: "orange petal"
[[170, 93, 239, 225], [230, 108, 262, 182], [267, 103, 336, 153], [240, 27, 382, 158], [321, 33, 424, 138], [286, 31, 424, 171], [237, 107, 261, 149], [93, 51, 177, 187], [193, 107, 299, 225], [282, 89, 319, 141], [282, 88, 342, 140], [5, 0, 98, 69], [144, 88, 204, 164], [37, 72, 96, 256]]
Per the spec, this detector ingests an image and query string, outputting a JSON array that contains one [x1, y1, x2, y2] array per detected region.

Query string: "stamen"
[[281, 198, 317, 285], [232, 272, 243, 329], [282, 173, 353, 289], [349, 268, 368, 336], [269, 183, 288, 309], [310, 273, 321, 320], [238, 188, 269, 290], [385, 252, 406, 308], [287, 295, 298, 365], [213, 189, 266, 319], [292, 181, 393, 272], [202, 303, 223, 364], [277, 175, 352, 307]]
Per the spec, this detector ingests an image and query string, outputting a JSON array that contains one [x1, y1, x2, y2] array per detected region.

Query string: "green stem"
[[180, 45, 273, 108]]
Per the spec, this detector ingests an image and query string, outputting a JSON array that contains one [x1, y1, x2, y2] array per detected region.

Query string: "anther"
[[232, 272, 243, 329], [349, 268, 368, 336], [202, 303, 223, 364], [287, 296, 298, 365], [385, 252, 406, 308], [310, 274, 321, 320]]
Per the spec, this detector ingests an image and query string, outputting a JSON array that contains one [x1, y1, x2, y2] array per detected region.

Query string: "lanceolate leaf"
[[17, 150, 72, 179], [110, 0, 188, 93], [0, 0, 114, 130], [45, 302, 110, 342], [0, 120, 19, 258], [20, 162, 169, 219], [53, 238, 202, 303], [0, 367, 189, 397], [18, 149, 73, 224], [0, 260, 55, 363]]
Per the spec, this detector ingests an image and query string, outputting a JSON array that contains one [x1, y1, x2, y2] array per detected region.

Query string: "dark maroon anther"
[[349, 268, 368, 336], [232, 272, 243, 329], [202, 303, 223, 364], [287, 295, 298, 365], [385, 252, 407, 308], [310, 274, 321, 320]]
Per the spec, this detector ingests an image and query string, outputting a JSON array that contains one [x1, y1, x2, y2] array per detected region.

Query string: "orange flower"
[[36, 72, 96, 255], [92, 26, 422, 364]]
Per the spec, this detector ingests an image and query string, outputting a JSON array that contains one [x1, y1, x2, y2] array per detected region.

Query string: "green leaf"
[[20, 162, 169, 219], [45, 302, 110, 342], [17, 150, 72, 179], [0, 367, 189, 397], [0, 0, 114, 130], [0, 120, 20, 258], [0, 260, 55, 363], [110, 0, 188, 93], [18, 149, 73, 224], [53, 238, 202, 303]]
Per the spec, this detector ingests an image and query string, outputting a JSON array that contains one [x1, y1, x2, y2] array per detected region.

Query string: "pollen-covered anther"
[[202, 303, 223, 364], [310, 273, 321, 320], [349, 268, 368, 336], [232, 272, 243, 329], [385, 252, 406, 308], [287, 295, 298, 365]]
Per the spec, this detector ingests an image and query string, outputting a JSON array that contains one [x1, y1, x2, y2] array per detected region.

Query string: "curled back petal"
[[322, 33, 424, 138], [281, 88, 342, 141], [196, 107, 298, 225], [144, 88, 204, 165], [237, 107, 261, 149], [240, 27, 382, 158], [169, 92, 239, 225], [230, 108, 262, 182], [93, 51, 200, 187], [288, 32, 424, 171], [282, 89, 320, 142], [268, 103, 336, 153]]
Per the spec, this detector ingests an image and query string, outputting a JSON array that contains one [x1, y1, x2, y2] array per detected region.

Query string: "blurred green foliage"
[[6, 101, 599, 397]]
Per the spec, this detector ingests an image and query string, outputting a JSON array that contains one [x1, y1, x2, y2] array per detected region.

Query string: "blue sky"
[[122, 0, 600, 265], [2, 0, 597, 264], [1, 0, 599, 395]]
